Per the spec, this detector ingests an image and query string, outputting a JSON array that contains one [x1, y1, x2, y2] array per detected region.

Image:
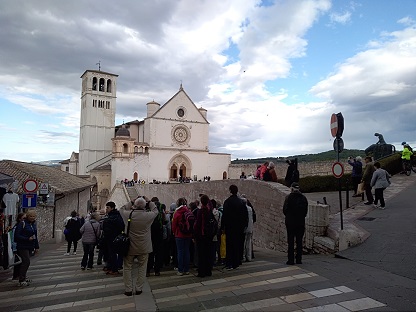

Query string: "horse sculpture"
[[364, 133, 396, 160]]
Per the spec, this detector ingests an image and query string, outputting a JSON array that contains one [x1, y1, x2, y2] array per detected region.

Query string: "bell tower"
[[79, 69, 118, 175]]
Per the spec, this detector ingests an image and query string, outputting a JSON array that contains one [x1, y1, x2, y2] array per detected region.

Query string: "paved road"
[[0, 245, 390, 312]]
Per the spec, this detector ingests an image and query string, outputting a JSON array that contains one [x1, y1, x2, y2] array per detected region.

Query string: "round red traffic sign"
[[330, 114, 338, 138], [23, 179, 38, 193], [332, 162, 344, 179]]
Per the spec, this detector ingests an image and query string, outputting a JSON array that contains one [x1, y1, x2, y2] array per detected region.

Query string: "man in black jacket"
[[103, 201, 125, 275], [222, 185, 248, 270], [283, 182, 308, 265]]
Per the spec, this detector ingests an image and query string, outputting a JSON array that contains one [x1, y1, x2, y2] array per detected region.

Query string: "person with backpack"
[[102, 202, 125, 275], [64, 211, 82, 255], [79, 212, 101, 270], [171, 197, 193, 276], [194, 195, 218, 277]]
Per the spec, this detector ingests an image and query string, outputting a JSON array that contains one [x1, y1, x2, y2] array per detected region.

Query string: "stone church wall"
[[117, 179, 329, 252]]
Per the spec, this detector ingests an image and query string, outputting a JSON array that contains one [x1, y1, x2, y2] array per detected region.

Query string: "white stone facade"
[[72, 70, 230, 206], [79, 70, 118, 175]]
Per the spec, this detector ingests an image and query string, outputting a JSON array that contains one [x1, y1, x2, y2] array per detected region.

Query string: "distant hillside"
[[231, 149, 366, 164], [33, 160, 63, 167]]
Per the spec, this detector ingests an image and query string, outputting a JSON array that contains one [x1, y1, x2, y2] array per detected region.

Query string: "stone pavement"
[[0, 244, 392, 312]]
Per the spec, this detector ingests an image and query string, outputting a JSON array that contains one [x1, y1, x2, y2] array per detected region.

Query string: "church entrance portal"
[[168, 154, 191, 182]]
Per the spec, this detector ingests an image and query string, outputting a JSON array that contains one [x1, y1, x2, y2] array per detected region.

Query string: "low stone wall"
[[229, 160, 351, 180], [110, 179, 329, 252]]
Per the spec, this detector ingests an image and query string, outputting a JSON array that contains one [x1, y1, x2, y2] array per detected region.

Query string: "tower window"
[[92, 99, 97, 107], [106, 101, 110, 109], [123, 143, 128, 154], [107, 79, 112, 92], [92, 77, 97, 90], [99, 78, 105, 91]]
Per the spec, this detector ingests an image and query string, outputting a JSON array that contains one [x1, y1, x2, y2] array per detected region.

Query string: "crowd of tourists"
[[56, 184, 257, 296]]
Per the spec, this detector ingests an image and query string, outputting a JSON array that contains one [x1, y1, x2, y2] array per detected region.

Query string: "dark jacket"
[[194, 204, 211, 239], [283, 191, 308, 227], [14, 220, 39, 251], [348, 160, 363, 178], [102, 209, 125, 243], [65, 217, 82, 241], [222, 195, 248, 234]]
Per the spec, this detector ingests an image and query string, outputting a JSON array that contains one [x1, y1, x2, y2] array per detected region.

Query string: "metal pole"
[[346, 179, 349, 208], [337, 138, 344, 230]]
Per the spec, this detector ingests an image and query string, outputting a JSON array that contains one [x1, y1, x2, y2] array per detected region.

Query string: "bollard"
[[323, 196, 327, 205], [55, 229, 63, 244]]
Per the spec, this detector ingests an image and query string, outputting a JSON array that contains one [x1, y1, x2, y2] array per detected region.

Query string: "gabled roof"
[[0, 160, 94, 195], [151, 87, 209, 123]]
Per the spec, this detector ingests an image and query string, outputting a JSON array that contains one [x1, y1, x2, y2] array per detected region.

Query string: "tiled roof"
[[0, 160, 94, 194], [0, 172, 14, 184]]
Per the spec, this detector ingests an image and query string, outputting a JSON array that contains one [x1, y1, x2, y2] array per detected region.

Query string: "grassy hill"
[[231, 149, 366, 164]]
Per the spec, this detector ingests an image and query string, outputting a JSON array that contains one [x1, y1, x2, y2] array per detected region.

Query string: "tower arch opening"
[[106, 79, 112, 92]]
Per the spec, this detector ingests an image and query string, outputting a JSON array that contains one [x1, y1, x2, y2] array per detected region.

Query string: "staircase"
[[126, 185, 139, 201]]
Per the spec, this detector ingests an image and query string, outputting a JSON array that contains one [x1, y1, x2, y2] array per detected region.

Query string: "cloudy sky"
[[1, 0, 415, 162]]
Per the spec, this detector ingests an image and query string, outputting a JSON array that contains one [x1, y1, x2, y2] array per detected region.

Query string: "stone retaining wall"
[[110, 179, 329, 252], [229, 160, 351, 180]]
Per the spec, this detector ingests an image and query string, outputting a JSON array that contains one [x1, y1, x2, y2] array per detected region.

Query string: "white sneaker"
[[73, 252, 77, 255], [380, 206, 385, 210], [176, 272, 183, 276], [18, 281, 29, 287], [64, 253, 70, 256]]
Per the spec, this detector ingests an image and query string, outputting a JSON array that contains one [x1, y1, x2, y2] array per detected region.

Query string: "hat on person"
[[291, 182, 300, 189]]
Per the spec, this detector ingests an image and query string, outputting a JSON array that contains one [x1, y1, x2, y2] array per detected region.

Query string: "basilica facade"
[[62, 69, 230, 209]]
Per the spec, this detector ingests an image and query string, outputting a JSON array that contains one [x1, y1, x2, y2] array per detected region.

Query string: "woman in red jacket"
[[171, 198, 192, 276]]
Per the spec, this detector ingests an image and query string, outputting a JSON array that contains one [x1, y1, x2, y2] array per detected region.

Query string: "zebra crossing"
[[0, 244, 388, 311]]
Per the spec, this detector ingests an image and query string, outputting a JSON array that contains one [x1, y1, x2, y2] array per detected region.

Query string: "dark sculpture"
[[365, 133, 395, 160]]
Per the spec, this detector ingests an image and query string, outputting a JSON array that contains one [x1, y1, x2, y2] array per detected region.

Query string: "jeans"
[[176, 237, 191, 273], [17, 249, 31, 282], [81, 243, 95, 268]]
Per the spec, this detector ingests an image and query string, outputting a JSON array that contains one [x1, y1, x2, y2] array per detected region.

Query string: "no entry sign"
[[330, 114, 338, 137], [332, 162, 344, 178], [23, 179, 38, 193]]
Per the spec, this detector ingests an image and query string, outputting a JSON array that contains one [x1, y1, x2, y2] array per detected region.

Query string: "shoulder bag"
[[112, 210, 135, 256]]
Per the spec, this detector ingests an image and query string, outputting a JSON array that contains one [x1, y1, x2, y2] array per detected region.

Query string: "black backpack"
[[204, 210, 219, 239]]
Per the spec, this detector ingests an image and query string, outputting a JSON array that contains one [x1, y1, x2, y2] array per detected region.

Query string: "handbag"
[[8, 254, 22, 268], [357, 182, 365, 195], [112, 210, 135, 256]]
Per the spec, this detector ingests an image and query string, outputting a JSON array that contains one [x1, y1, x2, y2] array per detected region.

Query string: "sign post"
[[330, 113, 345, 230]]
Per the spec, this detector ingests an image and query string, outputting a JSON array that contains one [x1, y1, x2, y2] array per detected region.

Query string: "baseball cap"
[[291, 182, 300, 189]]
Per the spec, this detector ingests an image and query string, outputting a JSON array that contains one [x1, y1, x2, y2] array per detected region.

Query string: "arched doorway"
[[133, 172, 138, 181], [168, 154, 192, 181], [223, 171, 227, 179]]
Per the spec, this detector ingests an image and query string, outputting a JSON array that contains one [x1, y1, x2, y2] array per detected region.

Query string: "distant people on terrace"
[[285, 159, 299, 187], [263, 162, 278, 182], [348, 156, 363, 197]]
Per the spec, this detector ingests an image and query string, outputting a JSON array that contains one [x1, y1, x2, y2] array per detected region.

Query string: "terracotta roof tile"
[[0, 160, 94, 194]]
